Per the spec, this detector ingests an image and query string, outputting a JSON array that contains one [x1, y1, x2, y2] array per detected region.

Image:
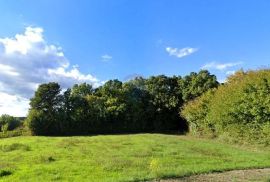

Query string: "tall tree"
[[27, 82, 62, 135], [68, 83, 94, 134], [30, 82, 62, 112], [145, 75, 184, 131]]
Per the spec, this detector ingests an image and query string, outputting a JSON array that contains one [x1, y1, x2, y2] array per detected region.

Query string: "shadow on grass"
[[40, 130, 188, 138], [0, 170, 12, 178]]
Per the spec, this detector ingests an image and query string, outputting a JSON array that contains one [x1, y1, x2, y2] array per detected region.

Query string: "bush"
[[0, 127, 29, 138], [0, 115, 21, 132], [25, 110, 53, 136], [182, 69, 270, 145], [181, 89, 216, 137]]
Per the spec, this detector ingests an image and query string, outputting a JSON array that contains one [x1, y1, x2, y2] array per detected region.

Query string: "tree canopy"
[[26, 70, 219, 136]]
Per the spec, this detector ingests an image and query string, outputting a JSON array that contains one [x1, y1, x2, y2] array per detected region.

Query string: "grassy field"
[[0, 134, 270, 182]]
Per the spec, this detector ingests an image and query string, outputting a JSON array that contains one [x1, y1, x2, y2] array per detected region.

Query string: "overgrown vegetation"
[[0, 115, 21, 133], [25, 70, 218, 135], [181, 69, 270, 145], [0, 115, 27, 139]]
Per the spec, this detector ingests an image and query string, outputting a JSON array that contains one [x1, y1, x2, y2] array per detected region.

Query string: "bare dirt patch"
[[158, 168, 270, 182]]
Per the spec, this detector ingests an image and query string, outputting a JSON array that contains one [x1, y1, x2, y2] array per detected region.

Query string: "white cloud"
[[0, 92, 29, 117], [201, 61, 243, 71], [0, 26, 101, 116], [101, 54, 112, 62], [166, 47, 198, 58], [0, 27, 44, 55]]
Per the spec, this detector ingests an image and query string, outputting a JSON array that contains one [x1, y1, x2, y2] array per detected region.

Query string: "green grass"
[[0, 134, 269, 182]]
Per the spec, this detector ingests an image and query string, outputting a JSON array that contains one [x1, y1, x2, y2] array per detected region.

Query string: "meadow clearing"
[[0, 134, 269, 182]]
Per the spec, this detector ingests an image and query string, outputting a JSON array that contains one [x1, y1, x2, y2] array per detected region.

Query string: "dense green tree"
[[179, 70, 219, 102], [101, 80, 128, 132], [71, 83, 94, 97], [122, 79, 153, 131], [67, 83, 95, 134], [59, 88, 73, 134], [145, 75, 185, 131], [30, 82, 62, 112], [96, 79, 123, 98], [85, 95, 107, 132], [27, 82, 62, 135], [26, 110, 48, 135]]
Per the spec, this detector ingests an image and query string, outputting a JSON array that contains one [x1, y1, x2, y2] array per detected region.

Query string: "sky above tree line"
[[0, 0, 270, 116]]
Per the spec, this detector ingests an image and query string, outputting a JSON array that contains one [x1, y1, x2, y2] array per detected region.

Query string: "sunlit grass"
[[0, 134, 269, 181]]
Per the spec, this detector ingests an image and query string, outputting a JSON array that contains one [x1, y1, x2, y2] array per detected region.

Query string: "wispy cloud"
[[226, 70, 236, 75], [166, 47, 198, 58], [101, 54, 112, 62], [201, 61, 243, 71], [0, 26, 102, 116]]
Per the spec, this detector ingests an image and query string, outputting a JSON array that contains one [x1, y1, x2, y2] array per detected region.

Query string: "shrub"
[[0, 115, 21, 132], [182, 69, 270, 145], [181, 89, 216, 137], [0, 128, 28, 139], [25, 110, 51, 136]]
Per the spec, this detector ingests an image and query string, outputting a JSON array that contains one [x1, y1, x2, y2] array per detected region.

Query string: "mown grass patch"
[[0, 134, 269, 182]]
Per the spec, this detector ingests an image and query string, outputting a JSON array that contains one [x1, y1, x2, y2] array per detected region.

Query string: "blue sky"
[[0, 0, 270, 116]]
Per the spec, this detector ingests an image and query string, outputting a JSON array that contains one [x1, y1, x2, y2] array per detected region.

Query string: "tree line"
[[25, 70, 219, 136], [2, 68, 269, 145]]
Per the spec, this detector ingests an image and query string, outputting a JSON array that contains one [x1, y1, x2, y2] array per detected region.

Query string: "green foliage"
[[179, 70, 219, 102], [30, 82, 62, 112], [145, 75, 185, 131], [26, 110, 47, 135], [182, 69, 270, 145], [71, 83, 93, 97], [27, 83, 62, 135], [181, 89, 216, 137], [122, 78, 153, 132], [26, 71, 217, 135], [0, 114, 21, 132]]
